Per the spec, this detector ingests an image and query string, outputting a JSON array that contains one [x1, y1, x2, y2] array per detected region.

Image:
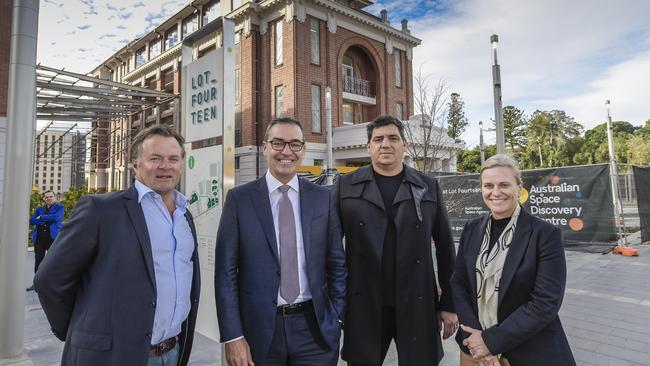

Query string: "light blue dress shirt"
[[135, 180, 194, 345]]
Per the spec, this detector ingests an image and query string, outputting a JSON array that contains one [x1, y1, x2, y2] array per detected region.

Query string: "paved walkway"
[[23, 234, 650, 365]]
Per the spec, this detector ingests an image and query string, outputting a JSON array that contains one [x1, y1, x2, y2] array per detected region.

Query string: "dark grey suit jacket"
[[34, 186, 201, 366]]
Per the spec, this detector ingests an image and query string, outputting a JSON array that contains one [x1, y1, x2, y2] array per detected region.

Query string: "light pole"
[[605, 100, 627, 246], [479, 121, 485, 164], [491, 34, 505, 155], [325, 87, 334, 185]]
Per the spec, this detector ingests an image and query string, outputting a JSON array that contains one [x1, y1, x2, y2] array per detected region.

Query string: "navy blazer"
[[30, 202, 64, 242], [451, 208, 575, 366], [34, 186, 201, 366], [215, 176, 347, 362]]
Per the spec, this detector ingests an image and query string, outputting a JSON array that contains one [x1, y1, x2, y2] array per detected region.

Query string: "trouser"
[[348, 306, 396, 366], [460, 351, 510, 366], [34, 235, 54, 273], [259, 302, 339, 366]]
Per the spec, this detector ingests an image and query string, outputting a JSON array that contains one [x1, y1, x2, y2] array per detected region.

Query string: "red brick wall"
[[0, 0, 12, 116], [237, 16, 415, 146]]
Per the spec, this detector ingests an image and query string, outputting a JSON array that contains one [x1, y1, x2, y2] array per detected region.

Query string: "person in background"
[[451, 154, 575, 366], [27, 190, 63, 291]]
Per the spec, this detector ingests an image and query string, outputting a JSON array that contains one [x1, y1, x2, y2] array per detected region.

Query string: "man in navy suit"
[[215, 117, 346, 366], [27, 190, 64, 291], [34, 125, 200, 366]]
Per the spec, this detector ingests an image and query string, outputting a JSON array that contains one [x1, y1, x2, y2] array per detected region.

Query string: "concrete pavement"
[[23, 235, 650, 365]]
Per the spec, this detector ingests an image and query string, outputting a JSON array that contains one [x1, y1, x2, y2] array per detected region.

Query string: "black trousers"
[[259, 306, 339, 366], [34, 234, 54, 273], [349, 306, 396, 366]]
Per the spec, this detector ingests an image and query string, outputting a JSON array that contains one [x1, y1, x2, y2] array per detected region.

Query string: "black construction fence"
[[632, 165, 650, 243], [438, 164, 618, 248]]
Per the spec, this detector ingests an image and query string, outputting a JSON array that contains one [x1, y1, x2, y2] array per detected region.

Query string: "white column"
[[0, 0, 39, 364]]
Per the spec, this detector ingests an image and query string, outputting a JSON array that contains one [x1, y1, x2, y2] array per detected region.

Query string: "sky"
[[37, 0, 650, 147]]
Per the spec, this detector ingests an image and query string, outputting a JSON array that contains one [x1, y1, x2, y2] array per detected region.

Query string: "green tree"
[[519, 110, 583, 169], [502, 106, 527, 156], [456, 144, 497, 173], [446, 92, 468, 143], [627, 135, 650, 165], [573, 121, 635, 165]]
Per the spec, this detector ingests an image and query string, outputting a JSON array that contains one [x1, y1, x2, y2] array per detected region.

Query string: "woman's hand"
[[461, 324, 492, 359]]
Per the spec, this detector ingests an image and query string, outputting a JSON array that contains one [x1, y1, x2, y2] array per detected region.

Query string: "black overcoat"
[[335, 165, 456, 365]]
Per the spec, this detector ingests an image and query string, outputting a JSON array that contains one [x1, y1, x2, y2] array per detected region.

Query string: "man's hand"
[[225, 338, 254, 366], [461, 324, 491, 359], [438, 311, 458, 339]]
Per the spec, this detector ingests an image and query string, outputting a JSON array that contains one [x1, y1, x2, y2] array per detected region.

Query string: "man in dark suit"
[[27, 190, 64, 291], [215, 117, 346, 366], [336, 115, 457, 366], [34, 125, 201, 366]]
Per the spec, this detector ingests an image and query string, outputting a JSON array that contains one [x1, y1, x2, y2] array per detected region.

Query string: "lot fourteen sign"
[[438, 164, 616, 245], [184, 50, 223, 142]]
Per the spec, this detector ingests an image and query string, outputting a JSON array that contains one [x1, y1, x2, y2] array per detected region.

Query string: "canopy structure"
[[36, 64, 176, 122]]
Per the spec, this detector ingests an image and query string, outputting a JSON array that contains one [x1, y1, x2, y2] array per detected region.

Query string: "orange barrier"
[[612, 246, 640, 256]]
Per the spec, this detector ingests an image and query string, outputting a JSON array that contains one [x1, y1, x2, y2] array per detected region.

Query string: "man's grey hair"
[[480, 154, 522, 185]]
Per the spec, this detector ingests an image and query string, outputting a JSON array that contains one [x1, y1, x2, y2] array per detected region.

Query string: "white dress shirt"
[[265, 170, 312, 305]]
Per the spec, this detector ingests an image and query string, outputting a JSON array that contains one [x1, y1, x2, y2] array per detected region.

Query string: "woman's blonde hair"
[[480, 154, 522, 185]]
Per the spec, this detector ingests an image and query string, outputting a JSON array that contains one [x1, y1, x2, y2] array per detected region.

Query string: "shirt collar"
[[265, 170, 299, 195], [134, 180, 188, 208]]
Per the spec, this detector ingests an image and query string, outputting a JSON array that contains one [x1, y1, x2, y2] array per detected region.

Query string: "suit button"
[[273, 299, 277, 305], [276, 271, 280, 276], [415, 259, 421, 264], [415, 224, 420, 229], [150, 301, 156, 308], [359, 221, 364, 227], [417, 295, 423, 300], [146, 333, 152, 339]]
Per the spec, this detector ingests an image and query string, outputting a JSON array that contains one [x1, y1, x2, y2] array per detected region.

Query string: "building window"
[[274, 20, 283, 65], [342, 102, 354, 125], [234, 31, 241, 44], [182, 13, 199, 39], [311, 84, 321, 133], [35, 173, 39, 178], [234, 156, 240, 170], [395, 103, 403, 120], [202, 0, 219, 26], [135, 47, 146, 68], [149, 37, 161, 59], [394, 50, 402, 87], [310, 18, 320, 65], [165, 26, 179, 50], [235, 69, 240, 105], [275, 85, 284, 118], [313, 159, 323, 167]]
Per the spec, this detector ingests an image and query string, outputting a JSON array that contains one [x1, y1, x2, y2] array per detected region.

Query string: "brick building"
[[90, 0, 422, 190], [0, 0, 12, 209]]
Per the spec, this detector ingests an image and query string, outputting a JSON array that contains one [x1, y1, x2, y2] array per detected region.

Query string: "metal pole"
[[0, 0, 38, 364], [479, 121, 485, 164], [490, 34, 505, 155], [605, 100, 627, 246], [325, 87, 333, 185]]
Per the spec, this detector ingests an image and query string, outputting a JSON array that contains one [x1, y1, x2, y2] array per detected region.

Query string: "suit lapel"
[[466, 215, 490, 309], [253, 177, 280, 265], [123, 186, 156, 290], [498, 209, 533, 305], [352, 166, 385, 212], [299, 179, 314, 262]]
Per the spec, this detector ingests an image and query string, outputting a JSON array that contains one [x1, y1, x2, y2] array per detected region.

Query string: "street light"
[[605, 100, 627, 246], [479, 121, 485, 164], [491, 34, 505, 155]]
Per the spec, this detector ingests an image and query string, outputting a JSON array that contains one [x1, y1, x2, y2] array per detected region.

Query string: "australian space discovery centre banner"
[[438, 164, 617, 245]]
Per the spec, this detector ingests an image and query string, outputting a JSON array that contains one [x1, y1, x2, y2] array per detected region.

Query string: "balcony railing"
[[342, 76, 374, 97]]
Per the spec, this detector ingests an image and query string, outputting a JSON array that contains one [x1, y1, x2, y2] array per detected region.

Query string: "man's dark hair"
[[263, 117, 304, 142], [42, 190, 55, 197], [130, 125, 185, 161], [366, 115, 406, 143]]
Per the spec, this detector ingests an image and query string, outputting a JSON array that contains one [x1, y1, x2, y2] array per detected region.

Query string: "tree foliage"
[[457, 144, 497, 173], [518, 110, 583, 169], [446, 92, 468, 143], [502, 105, 527, 156]]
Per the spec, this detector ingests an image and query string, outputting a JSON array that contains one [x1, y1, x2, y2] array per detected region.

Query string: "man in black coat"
[[335, 115, 458, 366], [34, 126, 200, 366]]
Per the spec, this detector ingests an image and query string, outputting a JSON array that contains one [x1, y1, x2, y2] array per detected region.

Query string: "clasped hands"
[[460, 325, 500, 366]]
